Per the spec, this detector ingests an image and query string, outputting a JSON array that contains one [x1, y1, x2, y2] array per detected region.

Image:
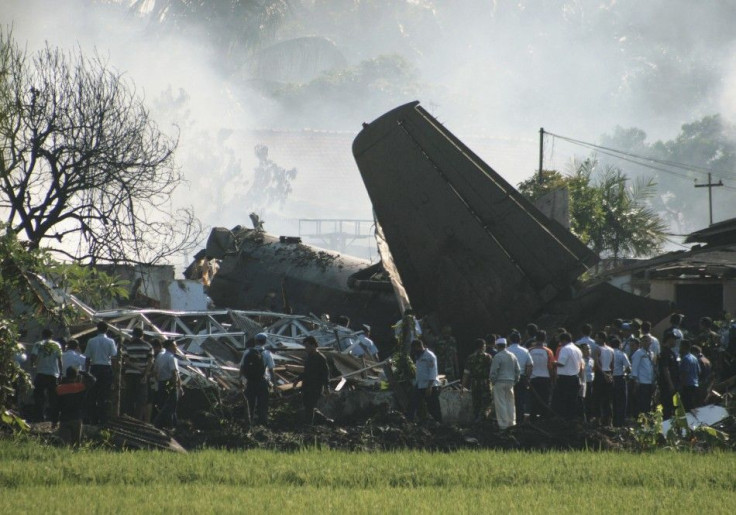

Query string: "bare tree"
[[0, 31, 201, 264]]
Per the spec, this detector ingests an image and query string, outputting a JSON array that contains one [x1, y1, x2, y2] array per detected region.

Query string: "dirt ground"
[[21, 395, 736, 453], [169, 396, 642, 452]]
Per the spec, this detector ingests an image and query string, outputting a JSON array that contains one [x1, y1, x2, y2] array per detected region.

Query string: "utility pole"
[[538, 127, 544, 184], [694, 172, 723, 226]]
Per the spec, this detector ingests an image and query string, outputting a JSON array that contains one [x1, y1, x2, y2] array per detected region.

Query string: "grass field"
[[1, 438, 734, 514]]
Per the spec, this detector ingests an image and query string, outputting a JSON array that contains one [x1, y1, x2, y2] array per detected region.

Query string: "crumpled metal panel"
[[353, 101, 598, 337]]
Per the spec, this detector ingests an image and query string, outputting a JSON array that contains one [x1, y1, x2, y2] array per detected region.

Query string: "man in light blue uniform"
[[407, 339, 442, 423], [84, 322, 117, 424]]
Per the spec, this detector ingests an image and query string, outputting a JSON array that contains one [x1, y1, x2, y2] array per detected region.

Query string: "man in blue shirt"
[[631, 335, 655, 418], [407, 339, 442, 423], [84, 322, 117, 424], [679, 340, 700, 411]]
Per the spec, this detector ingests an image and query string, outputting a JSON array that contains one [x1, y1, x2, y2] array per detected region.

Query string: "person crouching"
[[56, 367, 96, 446]]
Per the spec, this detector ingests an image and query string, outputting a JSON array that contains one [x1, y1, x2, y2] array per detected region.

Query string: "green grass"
[[0, 438, 734, 513]]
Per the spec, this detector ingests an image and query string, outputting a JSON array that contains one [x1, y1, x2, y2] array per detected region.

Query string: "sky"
[[3, 0, 736, 263]]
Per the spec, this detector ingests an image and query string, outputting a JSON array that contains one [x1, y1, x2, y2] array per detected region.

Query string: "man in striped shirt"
[[121, 327, 154, 420]]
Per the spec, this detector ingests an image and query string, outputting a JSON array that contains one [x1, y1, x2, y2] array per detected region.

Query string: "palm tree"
[[597, 166, 667, 265]]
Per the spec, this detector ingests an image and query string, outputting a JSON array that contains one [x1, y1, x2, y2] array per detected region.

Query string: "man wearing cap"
[[490, 338, 520, 430], [240, 333, 276, 425], [665, 314, 685, 357]]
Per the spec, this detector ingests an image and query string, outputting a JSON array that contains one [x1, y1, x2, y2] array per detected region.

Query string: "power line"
[[545, 131, 736, 185]]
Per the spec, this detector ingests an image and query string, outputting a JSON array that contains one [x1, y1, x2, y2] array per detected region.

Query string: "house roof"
[[598, 244, 736, 281], [685, 217, 736, 246]]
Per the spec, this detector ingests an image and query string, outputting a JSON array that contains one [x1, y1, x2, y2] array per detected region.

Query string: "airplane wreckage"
[[186, 101, 672, 357], [19, 102, 726, 445]]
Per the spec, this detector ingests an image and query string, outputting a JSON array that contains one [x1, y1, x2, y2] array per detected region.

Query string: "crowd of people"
[[23, 322, 183, 444], [19, 310, 734, 444], [415, 313, 732, 430], [23, 322, 333, 441]]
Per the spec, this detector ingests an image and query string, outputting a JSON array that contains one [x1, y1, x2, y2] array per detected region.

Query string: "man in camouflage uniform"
[[695, 317, 720, 362], [462, 338, 493, 422], [434, 325, 460, 381]]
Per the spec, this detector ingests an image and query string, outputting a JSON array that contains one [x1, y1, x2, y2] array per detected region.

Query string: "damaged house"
[[596, 217, 736, 331]]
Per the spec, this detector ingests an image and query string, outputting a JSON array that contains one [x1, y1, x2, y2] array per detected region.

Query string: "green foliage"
[[628, 396, 728, 452], [517, 170, 568, 201], [391, 350, 416, 382], [46, 263, 130, 312], [0, 320, 29, 413], [1, 409, 30, 433], [0, 223, 128, 411], [629, 405, 664, 451], [518, 158, 667, 263], [662, 393, 729, 450]]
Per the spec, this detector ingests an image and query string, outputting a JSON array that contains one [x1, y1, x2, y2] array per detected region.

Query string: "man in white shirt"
[[84, 322, 117, 425], [507, 330, 533, 422], [595, 331, 615, 426], [554, 332, 584, 420], [347, 325, 379, 360], [528, 331, 555, 420]]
